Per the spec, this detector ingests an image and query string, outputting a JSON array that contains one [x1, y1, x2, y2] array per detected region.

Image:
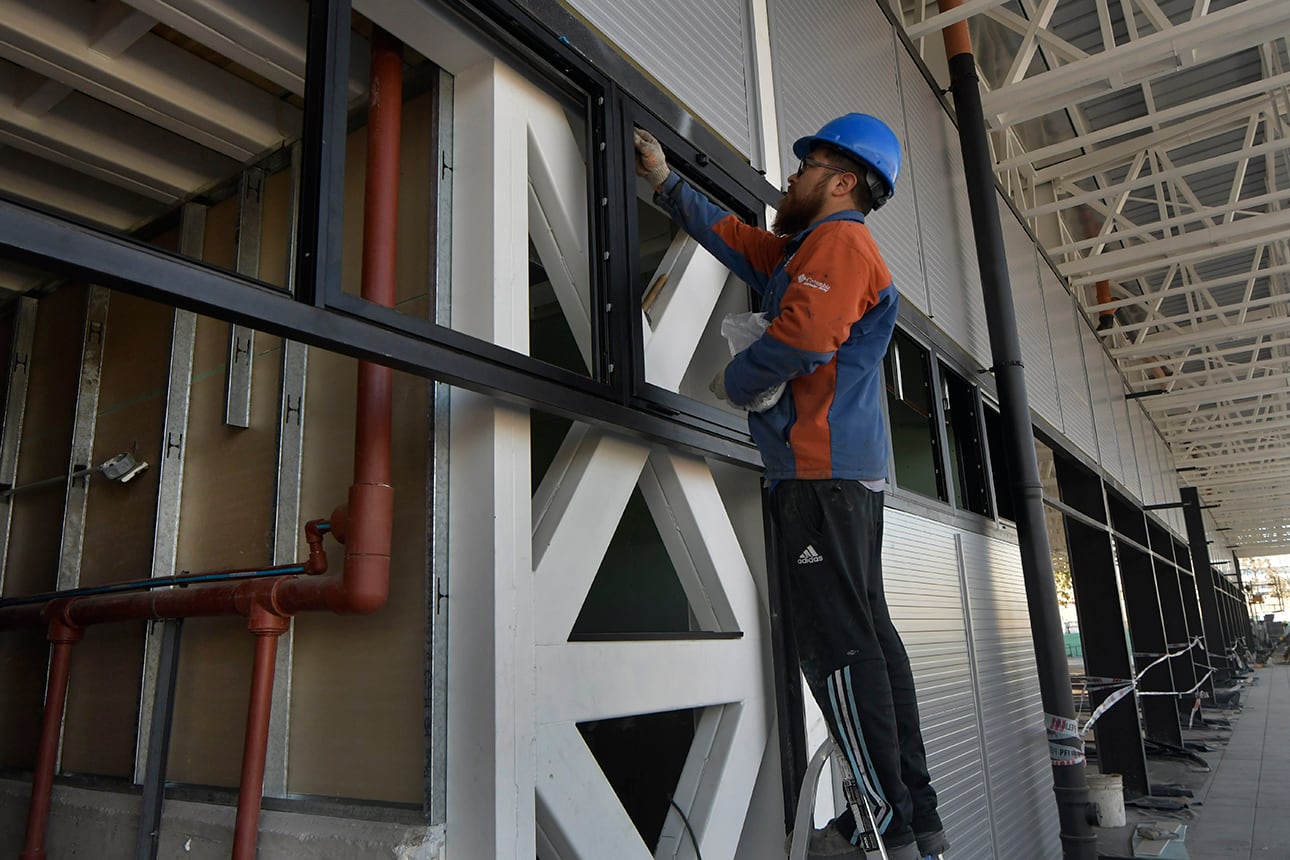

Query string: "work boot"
[[802, 824, 864, 857], [802, 826, 922, 859], [915, 828, 950, 857]]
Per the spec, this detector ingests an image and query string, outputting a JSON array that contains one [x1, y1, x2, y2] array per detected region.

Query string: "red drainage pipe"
[[18, 612, 82, 860], [232, 606, 291, 858], [2, 27, 404, 859]]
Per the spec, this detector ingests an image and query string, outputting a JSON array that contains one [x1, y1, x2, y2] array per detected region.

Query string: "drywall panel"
[[287, 96, 434, 804], [768, 1, 928, 314], [0, 278, 80, 766], [885, 510, 995, 859], [4, 283, 87, 596], [960, 531, 1063, 859], [1046, 277, 1097, 460], [569, 0, 753, 154], [165, 188, 281, 789], [60, 290, 174, 778], [1002, 215, 1062, 432]]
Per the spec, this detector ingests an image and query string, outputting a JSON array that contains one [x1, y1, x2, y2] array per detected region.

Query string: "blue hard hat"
[[792, 113, 902, 208]]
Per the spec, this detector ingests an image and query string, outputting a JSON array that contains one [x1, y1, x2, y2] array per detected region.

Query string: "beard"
[[771, 177, 828, 237]]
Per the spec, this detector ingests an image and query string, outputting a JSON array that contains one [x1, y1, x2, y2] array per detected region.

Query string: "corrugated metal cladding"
[[1111, 379, 1140, 500], [958, 531, 1063, 859], [1127, 407, 1155, 504], [885, 510, 994, 859], [1083, 328, 1122, 484], [563, 0, 753, 154], [1138, 411, 1162, 508], [765, 0, 927, 314], [913, 107, 990, 370], [1046, 281, 1097, 460], [1000, 207, 1062, 431]]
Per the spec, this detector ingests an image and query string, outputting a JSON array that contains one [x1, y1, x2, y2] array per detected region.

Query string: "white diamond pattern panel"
[[767, 0, 928, 314], [566, 0, 752, 154], [453, 59, 773, 859], [959, 532, 1063, 860], [1001, 211, 1061, 432], [885, 511, 994, 859], [1046, 275, 1097, 460]]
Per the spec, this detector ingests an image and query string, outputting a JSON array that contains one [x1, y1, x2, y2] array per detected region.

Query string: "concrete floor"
[[1187, 663, 1290, 859]]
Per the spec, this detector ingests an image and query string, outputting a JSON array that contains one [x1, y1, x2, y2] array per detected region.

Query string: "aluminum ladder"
[[788, 736, 889, 860]]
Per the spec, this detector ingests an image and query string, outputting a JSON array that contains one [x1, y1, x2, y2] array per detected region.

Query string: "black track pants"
[[772, 480, 942, 849]]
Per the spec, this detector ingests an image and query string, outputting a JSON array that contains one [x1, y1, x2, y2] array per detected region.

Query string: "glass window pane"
[[884, 331, 945, 501], [940, 364, 991, 516], [637, 172, 752, 414]]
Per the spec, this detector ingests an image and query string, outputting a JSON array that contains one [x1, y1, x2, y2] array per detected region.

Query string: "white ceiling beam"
[[1002, 0, 1061, 86], [1032, 137, 1290, 220], [1175, 430, 1290, 451], [984, 6, 1090, 65], [0, 0, 299, 160], [996, 79, 1290, 171], [904, 0, 1013, 40], [1054, 189, 1290, 255], [1179, 442, 1290, 466], [13, 70, 71, 115], [981, 0, 1290, 127], [1061, 209, 1290, 283], [1032, 102, 1268, 186], [1088, 259, 1290, 313], [0, 65, 237, 200], [1137, 374, 1290, 410], [1159, 410, 1290, 438], [1184, 452, 1290, 472], [1188, 468, 1290, 489], [1108, 294, 1290, 340], [0, 145, 158, 229], [1127, 355, 1290, 389], [119, 0, 369, 98], [91, 0, 156, 57]]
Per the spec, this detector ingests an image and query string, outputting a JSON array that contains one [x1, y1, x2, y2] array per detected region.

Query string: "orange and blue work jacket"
[[655, 173, 898, 481]]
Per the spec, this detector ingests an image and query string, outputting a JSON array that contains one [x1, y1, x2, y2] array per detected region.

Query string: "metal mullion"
[[427, 68, 452, 826], [295, 0, 351, 308], [226, 168, 265, 428], [133, 617, 182, 860], [0, 197, 760, 468], [56, 285, 111, 591], [265, 145, 305, 800], [0, 296, 37, 592], [134, 203, 204, 783], [606, 88, 640, 403]]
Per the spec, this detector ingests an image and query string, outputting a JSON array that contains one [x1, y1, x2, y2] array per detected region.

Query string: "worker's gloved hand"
[[709, 367, 738, 405], [634, 128, 671, 189]]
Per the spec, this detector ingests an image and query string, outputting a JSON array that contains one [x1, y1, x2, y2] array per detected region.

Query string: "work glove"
[[633, 128, 671, 189], [710, 365, 785, 413], [709, 367, 735, 404]]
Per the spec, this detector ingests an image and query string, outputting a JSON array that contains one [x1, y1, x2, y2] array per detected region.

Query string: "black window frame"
[[0, 0, 784, 470]]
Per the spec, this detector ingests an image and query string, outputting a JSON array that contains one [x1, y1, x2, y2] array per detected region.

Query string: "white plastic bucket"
[[1087, 772, 1126, 828]]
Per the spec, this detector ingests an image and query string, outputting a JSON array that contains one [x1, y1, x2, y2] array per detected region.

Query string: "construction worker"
[[635, 116, 947, 860]]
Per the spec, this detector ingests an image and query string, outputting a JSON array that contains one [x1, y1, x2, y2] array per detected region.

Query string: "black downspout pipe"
[[942, 50, 1097, 859]]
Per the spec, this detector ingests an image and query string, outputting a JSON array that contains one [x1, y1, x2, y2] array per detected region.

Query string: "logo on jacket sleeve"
[[795, 273, 831, 293]]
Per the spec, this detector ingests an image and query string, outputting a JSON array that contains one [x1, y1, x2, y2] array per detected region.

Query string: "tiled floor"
[[1188, 663, 1290, 859]]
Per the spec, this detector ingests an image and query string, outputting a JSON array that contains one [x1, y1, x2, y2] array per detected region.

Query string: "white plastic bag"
[[720, 312, 785, 412]]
